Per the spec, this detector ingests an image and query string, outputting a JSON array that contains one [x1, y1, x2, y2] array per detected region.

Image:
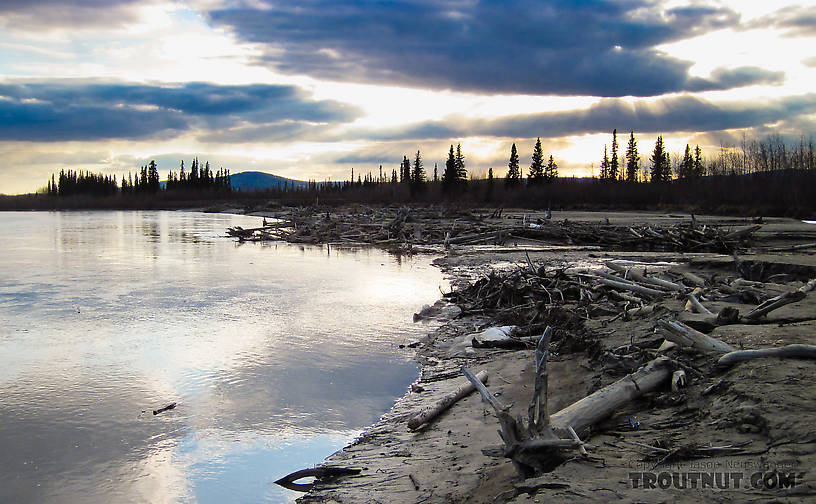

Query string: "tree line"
[[44, 158, 231, 197]]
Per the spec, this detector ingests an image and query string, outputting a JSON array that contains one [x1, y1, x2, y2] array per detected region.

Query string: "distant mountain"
[[229, 171, 309, 191]]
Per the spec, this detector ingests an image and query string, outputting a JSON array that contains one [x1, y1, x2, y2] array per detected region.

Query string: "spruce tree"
[[411, 150, 425, 191], [693, 145, 704, 177], [610, 129, 619, 181], [455, 143, 467, 183], [650, 135, 670, 182], [600, 146, 610, 180], [442, 145, 457, 193], [506, 143, 521, 187], [678, 144, 694, 179], [528, 138, 545, 184], [545, 154, 558, 182], [625, 131, 639, 182]]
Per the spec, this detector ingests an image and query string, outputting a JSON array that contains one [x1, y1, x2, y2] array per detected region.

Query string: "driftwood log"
[[745, 278, 816, 320], [548, 357, 673, 438], [464, 325, 674, 478], [274, 466, 361, 492], [657, 320, 735, 353], [717, 344, 816, 367], [407, 370, 488, 430]]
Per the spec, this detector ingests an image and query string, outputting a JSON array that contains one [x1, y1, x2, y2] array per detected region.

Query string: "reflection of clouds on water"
[[0, 211, 443, 503]]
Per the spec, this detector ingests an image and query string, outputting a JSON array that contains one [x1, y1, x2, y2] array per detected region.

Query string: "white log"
[[717, 344, 816, 367], [686, 291, 714, 315], [407, 370, 488, 430], [549, 357, 673, 437], [743, 277, 816, 320], [593, 277, 664, 298], [657, 320, 735, 353], [606, 261, 684, 292]]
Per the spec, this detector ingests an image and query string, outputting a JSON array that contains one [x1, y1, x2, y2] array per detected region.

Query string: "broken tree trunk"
[[657, 319, 735, 353], [527, 326, 552, 434], [717, 344, 816, 367], [407, 370, 488, 430], [606, 261, 684, 292], [745, 278, 815, 320], [549, 357, 673, 438]]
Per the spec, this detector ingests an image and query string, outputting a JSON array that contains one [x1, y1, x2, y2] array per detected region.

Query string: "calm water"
[[0, 211, 444, 503]]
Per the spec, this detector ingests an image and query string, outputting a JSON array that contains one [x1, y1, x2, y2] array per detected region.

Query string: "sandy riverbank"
[[262, 210, 816, 503]]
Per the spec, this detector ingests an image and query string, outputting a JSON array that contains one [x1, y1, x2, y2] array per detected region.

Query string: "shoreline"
[[277, 210, 816, 503]]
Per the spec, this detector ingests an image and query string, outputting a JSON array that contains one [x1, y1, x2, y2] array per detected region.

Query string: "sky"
[[1, 0, 815, 194]]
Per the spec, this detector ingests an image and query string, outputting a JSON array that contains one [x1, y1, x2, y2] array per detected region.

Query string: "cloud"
[[0, 81, 359, 141], [748, 6, 816, 37], [205, 0, 767, 96], [0, 0, 149, 30], [351, 93, 816, 141]]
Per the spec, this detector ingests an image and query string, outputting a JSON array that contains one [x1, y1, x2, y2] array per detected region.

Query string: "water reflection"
[[0, 211, 443, 503]]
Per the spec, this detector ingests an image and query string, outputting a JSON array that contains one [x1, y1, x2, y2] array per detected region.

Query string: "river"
[[0, 210, 444, 503]]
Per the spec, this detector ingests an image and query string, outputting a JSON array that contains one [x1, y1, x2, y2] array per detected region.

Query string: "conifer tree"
[[442, 145, 458, 193], [455, 143, 467, 183], [610, 129, 619, 181], [545, 154, 558, 182], [528, 138, 545, 184], [506, 143, 521, 187], [411, 150, 425, 192], [650, 135, 670, 182], [693, 145, 704, 178], [678, 144, 694, 179], [625, 131, 639, 182], [600, 146, 610, 180]]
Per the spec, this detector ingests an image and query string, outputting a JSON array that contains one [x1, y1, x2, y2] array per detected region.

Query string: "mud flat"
[[272, 210, 816, 503]]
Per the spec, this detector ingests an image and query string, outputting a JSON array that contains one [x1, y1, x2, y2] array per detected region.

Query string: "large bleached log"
[[606, 261, 684, 292], [745, 278, 816, 320], [717, 344, 816, 367], [657, 319, 735, 353], [407, 370, 488, 430], [595, 277, 664, 298], [549, 357, 673, 437]]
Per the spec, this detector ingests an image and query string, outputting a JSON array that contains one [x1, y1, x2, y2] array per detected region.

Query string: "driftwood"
[[686, 291, 713, 315], [527, 326, 552, 434], [657, 320, 735, 353], [274, 466, 361, 492], [153, 402, 177, 415], [717, 344, 816, 367], [606, 261, 684, 292], [594, 277, 664, 298], [745, 278, 815, 319], [465, 325, 674, 478], [549, 357, 673, 438], [407, 370, 488, 430]]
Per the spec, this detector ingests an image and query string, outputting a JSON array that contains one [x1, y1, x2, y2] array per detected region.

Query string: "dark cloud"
[[0, 81, 359, 142], [0, 0, 148, 30], [207, 0, 765, 96], [749, 6, 816, 37], [353, 93, 816, 141]]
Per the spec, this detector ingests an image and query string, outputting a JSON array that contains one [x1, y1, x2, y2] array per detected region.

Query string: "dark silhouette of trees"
[[610, 129, 620, 181], [625, 131, 640, 182], [411, 150, 425, 192], [506, 143, 521, 187], [545, 154, 558, 182], [528, 138, 545, 184], [442, 143, 467, 193], [600, 145, 610, 181], [400, 156, 411, 184], [455, 143, 467, 184], [650, 135, 671, 182]]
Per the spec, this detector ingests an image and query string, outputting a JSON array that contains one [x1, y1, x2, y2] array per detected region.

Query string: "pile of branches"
[[510, 221, 760, 253], [227, 206, 504, 248], [228, 206, 762, 254]]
